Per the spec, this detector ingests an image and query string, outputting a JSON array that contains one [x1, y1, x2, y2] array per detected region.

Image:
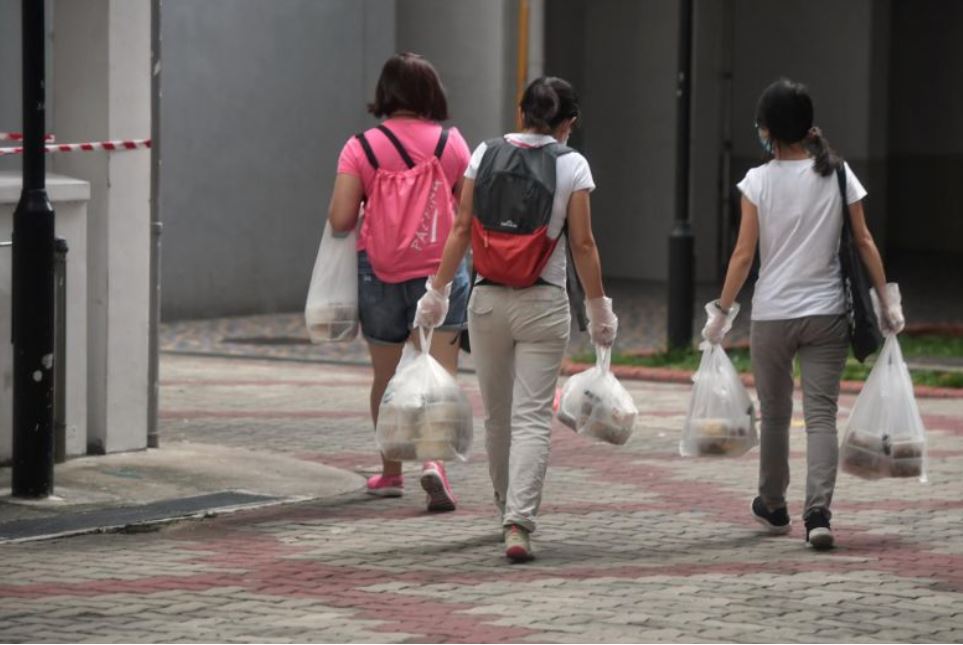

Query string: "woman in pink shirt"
[[327, 53, 471, 511]]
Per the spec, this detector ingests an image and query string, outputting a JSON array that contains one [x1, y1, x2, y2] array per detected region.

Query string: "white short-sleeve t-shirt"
[[738, 159, 867, 321], [465, 133, 595, 287]]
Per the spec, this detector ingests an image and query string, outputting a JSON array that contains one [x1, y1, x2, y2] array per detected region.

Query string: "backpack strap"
[[434, 128, 449, 159], [376, 124, 416, 169], [543, 141, 575, 158], [355, 132, 379, 170], [561, 222, 589, 332], [836, 164, 853, 236]]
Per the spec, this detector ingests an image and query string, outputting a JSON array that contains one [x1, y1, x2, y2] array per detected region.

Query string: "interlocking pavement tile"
[[0, 353, 961, 643]]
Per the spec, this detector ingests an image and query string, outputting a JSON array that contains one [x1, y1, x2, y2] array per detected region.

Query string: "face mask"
[[757, 131, 773, 155]]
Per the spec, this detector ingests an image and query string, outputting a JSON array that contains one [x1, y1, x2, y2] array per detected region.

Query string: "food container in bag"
[[376, 329, 473, 462], [558, 346, 638, 446], [680, 343, 758, 458], [840, 331, 928, 482]]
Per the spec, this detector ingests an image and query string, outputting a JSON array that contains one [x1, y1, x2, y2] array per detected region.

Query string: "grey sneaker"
[[504, 524, 533, 562]]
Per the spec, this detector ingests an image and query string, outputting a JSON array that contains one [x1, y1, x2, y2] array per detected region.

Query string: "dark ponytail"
[[520, 76, 579, 133], [755, 78, 840, 177], [803, 126, 840, 177]]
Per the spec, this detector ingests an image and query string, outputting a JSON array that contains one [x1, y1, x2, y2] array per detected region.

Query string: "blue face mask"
[[757, 130, 773, 155]]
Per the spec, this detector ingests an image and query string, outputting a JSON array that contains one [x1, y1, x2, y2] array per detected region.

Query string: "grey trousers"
[[468, 284, 571, 533], [750, 314, 849, 518]]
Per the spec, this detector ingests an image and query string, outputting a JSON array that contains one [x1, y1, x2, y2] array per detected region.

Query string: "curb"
[[0, 493, 315, 545], [561, 360, 963, 399]]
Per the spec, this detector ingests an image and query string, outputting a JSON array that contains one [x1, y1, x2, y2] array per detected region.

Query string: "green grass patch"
[[573, 333, 963, 389], [897, 334, 963, 358]]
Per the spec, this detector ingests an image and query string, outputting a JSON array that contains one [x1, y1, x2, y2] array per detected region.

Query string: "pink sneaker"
[[420, 461, 457, 512], [366, 473, 403, 497]]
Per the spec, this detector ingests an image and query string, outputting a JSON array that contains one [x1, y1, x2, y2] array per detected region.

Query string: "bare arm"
[[718, 196, 760, 311], [327, 173, 365, 234], [567, 190, 605, 300], [430, 178, 474, 290], [848, 199, 888, 298]]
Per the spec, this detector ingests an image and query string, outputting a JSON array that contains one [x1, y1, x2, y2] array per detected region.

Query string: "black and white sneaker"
[[751, 496, 792, 535], [805, 508, 834, 550]]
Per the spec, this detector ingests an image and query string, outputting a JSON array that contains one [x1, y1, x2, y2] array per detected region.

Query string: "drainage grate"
[[0, 491, 280, 542]]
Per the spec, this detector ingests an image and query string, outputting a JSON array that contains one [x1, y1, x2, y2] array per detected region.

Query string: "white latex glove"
[[414, 278, 451, 329], [871, 283, 905, 335], [585, 296, 618, 347], [701, 300, 741, 345]]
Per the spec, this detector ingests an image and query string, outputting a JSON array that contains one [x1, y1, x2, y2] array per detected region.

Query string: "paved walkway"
[[159, 274, 963, 367], [0, 353, 961, 642]]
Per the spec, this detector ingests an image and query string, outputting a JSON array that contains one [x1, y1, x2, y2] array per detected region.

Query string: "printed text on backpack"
[[356, 125, 454, 283]]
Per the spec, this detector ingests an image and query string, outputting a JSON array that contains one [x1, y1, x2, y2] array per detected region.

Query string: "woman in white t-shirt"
[[703, 79, 904, 550], [414, 77, 617, 562]]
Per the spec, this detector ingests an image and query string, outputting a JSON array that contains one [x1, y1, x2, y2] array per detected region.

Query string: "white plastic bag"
[[680, 343, 758, 457], [304, 220, 359, 343], [840, 335, 927, 481], [558, 346, 638, 445], [376, 329, 473, 462]]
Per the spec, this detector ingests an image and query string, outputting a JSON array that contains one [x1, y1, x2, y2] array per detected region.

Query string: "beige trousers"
[[468, 284, 571, 532]]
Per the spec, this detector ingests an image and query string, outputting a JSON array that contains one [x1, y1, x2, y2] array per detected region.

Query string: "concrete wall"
[[689, 0, 732, 282], [158, 0, 396, 320], [0, 1, 21, 174], [395, 0, 516, 153], [545, 0, 890, 283], [887, 0, 963, 256], [0, 0, 54, 174], [52, 0, 151, 454], [6, 0, 953, 321], [547, 0, 679, 282], [690, 0, 890, 280], [726, 0, 889, 250], [158, 0, 526, 319], [0, 174, 90, 464]]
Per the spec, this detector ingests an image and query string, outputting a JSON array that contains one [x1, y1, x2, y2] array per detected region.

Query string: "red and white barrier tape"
[[0, 138, 150, 157], [0, 132, 55, 142]]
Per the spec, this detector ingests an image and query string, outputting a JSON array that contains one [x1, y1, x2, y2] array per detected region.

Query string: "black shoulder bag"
[[836, 164, 882, 362]]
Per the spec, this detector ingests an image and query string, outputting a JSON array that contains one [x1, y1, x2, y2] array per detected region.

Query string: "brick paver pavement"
[[1, 353, 961, 643]]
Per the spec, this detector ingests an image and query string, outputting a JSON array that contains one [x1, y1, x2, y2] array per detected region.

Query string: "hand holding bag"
[[840, 334, 927, 481], [557, 346, 638, 445], [304, 221, 359, 343], [680, 343, 758, 458], [376, 328, 474, 462], [836, 165, 883, 362]]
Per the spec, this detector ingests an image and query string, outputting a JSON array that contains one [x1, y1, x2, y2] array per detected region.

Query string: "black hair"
[[519, 76, 579, 133], [368, 52, 449, 121], [755, 78, 840, 177]]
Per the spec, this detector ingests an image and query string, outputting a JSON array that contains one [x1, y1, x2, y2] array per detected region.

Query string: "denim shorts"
[[358, 251, 470, 345]]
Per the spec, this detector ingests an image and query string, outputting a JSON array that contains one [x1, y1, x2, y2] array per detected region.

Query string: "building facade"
[[1, 0, 960, 321]]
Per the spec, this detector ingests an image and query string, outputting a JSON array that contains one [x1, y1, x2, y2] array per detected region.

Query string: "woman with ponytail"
[[414, 77, 615, 562], [702, 79, 903, 550]]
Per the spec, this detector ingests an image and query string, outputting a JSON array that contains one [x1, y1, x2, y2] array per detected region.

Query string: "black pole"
[[667, 0, 695, 350], [148, 0, 162, 448], [12, 0, 56, 497], [54, 238, 68, 464]]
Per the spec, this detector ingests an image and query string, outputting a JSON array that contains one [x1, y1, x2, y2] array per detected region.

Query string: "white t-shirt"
[[738, 159, 867, 321], [465, 133, 595, 287]]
